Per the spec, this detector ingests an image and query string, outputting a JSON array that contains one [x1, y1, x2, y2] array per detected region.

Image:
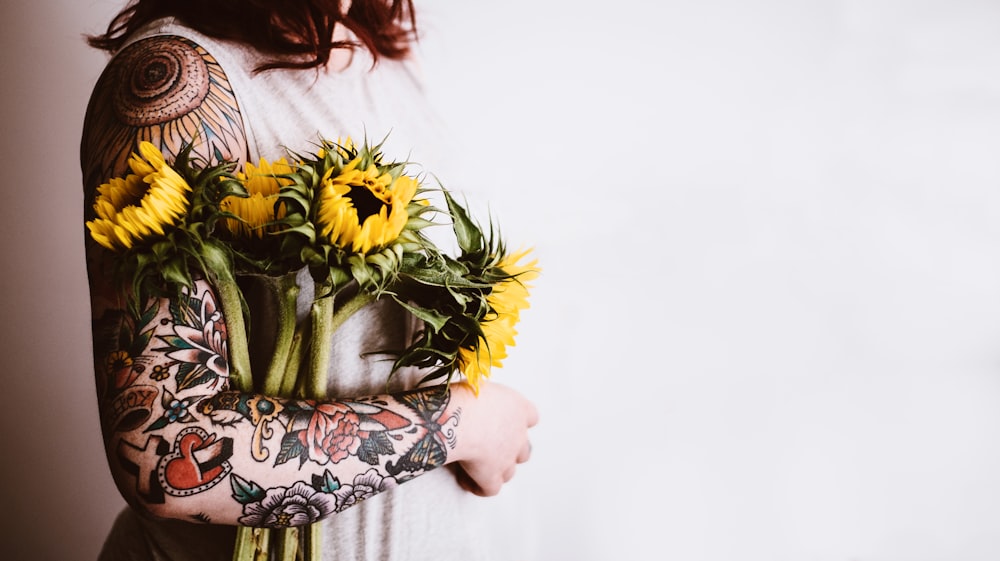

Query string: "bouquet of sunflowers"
[[86, 137, 536, 561]]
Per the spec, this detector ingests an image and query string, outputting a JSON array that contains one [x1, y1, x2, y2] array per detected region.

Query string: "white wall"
[[3, 1, 1000, 560]]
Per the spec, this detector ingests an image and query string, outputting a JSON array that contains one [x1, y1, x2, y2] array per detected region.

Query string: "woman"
[[81, 1, 539, 559]]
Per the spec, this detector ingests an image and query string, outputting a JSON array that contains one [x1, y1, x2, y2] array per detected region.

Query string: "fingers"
[[454, 457, 522, 497], [462, 467, 503, 496], [451, 465, 484, 496], [460, 450, 527, 497], [452, 381, 538, 497], [525, 400, 540, 428], [516, 440, 532, 464]]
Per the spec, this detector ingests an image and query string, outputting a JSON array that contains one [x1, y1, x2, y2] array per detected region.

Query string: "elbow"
[[106, 432, 177, 521], [106, 430, 235, 524], [108, 464, 234, 525]]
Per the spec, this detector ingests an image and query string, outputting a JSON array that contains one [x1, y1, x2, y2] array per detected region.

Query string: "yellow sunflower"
[[316, 157, 418, 254], [86, 142, 191, 251], [220, 157, 293, 239], [457, 248, 539, 391]]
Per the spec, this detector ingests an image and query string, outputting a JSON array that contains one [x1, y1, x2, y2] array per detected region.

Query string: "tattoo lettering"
[[81, 35, 248, 195], [98, 285, 230, 437], [106, 385, 159, 433], [95, 302, 161, 433]]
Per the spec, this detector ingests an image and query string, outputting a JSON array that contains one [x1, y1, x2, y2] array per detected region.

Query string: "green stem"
[[200, 243, 253, 394], [214, 271, 253, 393], [305, 285, 376, 398], [237, 282, 374, 561], [305, 282, 335, 399], [275, 527, 299, 560], [232, 527, 269, 561], [261, 273, 301, 397], [279, 325, 307, 398], [308, 522, 322, 560]]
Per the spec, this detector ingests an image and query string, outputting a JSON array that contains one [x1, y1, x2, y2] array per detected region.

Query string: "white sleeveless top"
[[97, 17, 494, 561]]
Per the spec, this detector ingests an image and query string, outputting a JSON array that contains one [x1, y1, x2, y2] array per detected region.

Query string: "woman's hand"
[[447, 381, 539, 497]]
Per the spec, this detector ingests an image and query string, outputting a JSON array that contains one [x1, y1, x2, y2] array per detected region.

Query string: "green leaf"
[[161, 261, 192, 289], [405, 217, 437, 231], [279, 188, 312, 211], [356, 432, 395, 465], [416, 366, 454, 387], [350, 259, 374, 288], [393, 299, 451, 332], [366, 251, 394, 276], [443, 190, 484, 255], [144, 416, 169, 432], [275, 432, 305, 466], [328, 267, 351, 289], [312, 470, 341, 493], [282, 223, 317, 242], [176, 368, 208, 391], [230, 473, 266, 505], [223, 182, 250, 200], [132, 328, 155, 356], [137, 300, 159, 329]]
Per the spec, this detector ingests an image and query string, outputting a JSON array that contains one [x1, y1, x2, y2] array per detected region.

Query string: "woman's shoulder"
[[80, 19, 251, 194]]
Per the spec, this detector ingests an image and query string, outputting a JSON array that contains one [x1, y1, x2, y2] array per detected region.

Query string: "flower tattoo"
[[299, 403, 363, 465], [230, 468, 398, 528], [155, 288, 230, 391], [332, 469, 397, 512], [232, 476, 335, 528]]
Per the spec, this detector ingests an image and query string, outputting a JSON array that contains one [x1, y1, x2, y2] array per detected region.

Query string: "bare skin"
[[83, 34, 537, 527]]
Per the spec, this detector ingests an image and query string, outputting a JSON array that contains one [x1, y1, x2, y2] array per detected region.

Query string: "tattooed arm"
[[82, 36, 536, 526], [91, 281, 534, 524], [90, 280, 534, 524]]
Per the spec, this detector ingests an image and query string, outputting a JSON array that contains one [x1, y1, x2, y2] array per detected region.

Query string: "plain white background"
[[3, 0, 1000, 560]]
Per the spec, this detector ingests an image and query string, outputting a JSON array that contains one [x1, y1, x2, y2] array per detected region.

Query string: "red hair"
[[87, 0, 417, 70]]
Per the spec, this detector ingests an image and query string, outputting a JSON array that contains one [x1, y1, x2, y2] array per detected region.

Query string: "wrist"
[[443, 382, 477, 464]]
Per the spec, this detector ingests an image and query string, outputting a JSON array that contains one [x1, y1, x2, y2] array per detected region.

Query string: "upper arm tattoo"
[[81, 35, 249, 197]]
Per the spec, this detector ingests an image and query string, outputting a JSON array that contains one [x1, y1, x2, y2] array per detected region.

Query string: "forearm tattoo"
[[94, 282, 459, 526], [81, 35, 249, 197]]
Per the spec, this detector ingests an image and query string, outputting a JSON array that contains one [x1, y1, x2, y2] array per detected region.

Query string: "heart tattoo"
[[157, 427, 234, 497]]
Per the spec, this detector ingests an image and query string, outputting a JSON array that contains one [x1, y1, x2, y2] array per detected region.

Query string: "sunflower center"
[[113, 178, 149, 209], [347, 184, 389, 221], [144, 60, 168, 84]]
